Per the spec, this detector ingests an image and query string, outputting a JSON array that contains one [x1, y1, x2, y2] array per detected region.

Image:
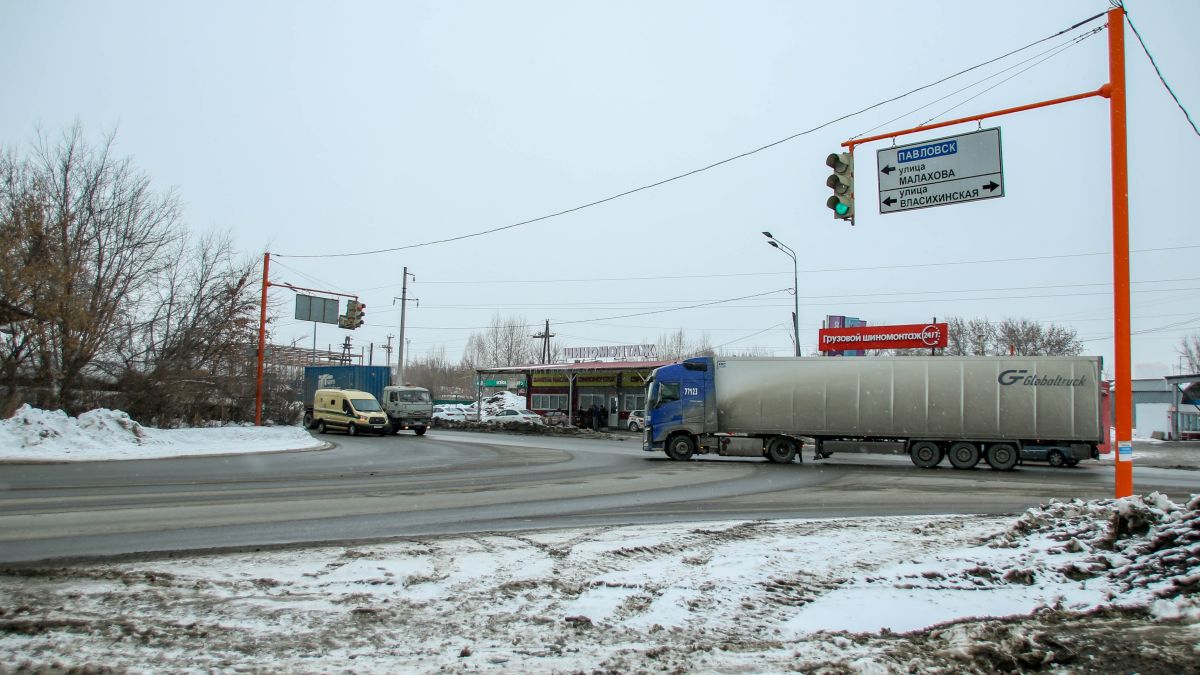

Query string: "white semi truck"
[[643, 356, 1105, 470]]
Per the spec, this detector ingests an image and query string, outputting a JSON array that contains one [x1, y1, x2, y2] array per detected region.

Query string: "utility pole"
[[393, 268, 418, 385], [532, 319, 555, 364], [383, 335, 394, 369]]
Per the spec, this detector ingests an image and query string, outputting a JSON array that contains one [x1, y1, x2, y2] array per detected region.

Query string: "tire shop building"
[[475, 360, 674, 428]]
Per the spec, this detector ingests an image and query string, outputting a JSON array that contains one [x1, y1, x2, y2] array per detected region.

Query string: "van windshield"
[[350, 398, 382, 413]]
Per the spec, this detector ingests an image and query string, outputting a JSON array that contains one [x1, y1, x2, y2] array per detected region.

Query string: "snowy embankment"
[[1, 495, 1197, 673], [0, 405, 322, 462]]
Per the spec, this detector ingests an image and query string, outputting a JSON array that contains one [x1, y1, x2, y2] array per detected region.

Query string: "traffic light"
[[826, 152, 854, 221], [342, 299, 365, 329]]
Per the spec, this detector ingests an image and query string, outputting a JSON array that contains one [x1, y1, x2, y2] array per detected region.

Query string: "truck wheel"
[[766, 437, 798, 463], [910, 441, 942, 468], [415, 427, 427, 436], [985, 443, 1018, 471], [666, 435, 695, 461], [1047, 449, 1066, 467], [347, 423, 358, 437], [316, 420, 327, 434], [948, 442, 980, 469], [303, 412, 313, 429]]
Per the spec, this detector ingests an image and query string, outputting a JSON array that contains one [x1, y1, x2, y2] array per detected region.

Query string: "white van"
[[312, 389, 389, 436]]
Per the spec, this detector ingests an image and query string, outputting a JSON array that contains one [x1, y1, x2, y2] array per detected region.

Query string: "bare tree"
[[1179, 333, 1200, 373], [656, 329, 713, 361], [461, 313, 537, 368], [111, 231, 260, 424], [405, 345, 475, 398], [1, 125, 183, 412]]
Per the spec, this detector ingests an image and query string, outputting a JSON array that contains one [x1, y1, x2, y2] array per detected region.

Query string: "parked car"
[[432, 406, 467, 424], [627, 409, 646, 432], [482, 409, 545, 425], [541, 410, 569, 426]]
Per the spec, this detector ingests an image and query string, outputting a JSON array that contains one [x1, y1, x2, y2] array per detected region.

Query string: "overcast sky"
[[3, 1, 1197, 376]]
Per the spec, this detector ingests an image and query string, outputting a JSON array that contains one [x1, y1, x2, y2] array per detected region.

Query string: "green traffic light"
[[834, 202, 850, 216]]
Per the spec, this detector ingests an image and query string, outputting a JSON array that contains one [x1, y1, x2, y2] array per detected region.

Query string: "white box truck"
[[643, 356, 1104, 470]]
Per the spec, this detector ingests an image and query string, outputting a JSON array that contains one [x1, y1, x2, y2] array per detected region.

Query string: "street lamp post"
[[762, 231, 801, 357]]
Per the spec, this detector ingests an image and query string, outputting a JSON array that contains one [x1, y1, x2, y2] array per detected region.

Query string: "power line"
[[853, 25, 1102, 140], [1122, 3, 1200, 138], [275, 11, 1108, 260], [355, 244, 1200, 290]]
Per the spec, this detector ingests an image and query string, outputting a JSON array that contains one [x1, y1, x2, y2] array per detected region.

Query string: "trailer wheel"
[[910, 441, 942, 468], [666, 434, 695, 461], [766, 437, 798, 464], [985, 443, 1018, 471], [948, 442, 980, 469], [1047, 449, 1066, 467]]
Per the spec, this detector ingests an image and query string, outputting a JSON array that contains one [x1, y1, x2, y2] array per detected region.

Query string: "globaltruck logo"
[[998, 370, 1089, 387]]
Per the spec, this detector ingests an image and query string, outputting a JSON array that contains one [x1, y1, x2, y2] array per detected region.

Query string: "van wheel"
[[910, 441, 942, 468], [1047, 449, 1066, 467], [303, 412, 313, 429], [415, 427, 427, 436], [985, 443, 1018, 471], [766, 437, 798, 463], [666, 435, 695, 461], [316, 421, 327, 434], [347, 423, 358, 437]]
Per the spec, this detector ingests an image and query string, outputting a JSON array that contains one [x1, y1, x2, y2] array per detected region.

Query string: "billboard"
[[825, 315, 866, 357], [819, 322, 948, 352]]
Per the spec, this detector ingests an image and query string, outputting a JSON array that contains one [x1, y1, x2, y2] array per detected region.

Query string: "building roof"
[[478, 360, 675, 374]]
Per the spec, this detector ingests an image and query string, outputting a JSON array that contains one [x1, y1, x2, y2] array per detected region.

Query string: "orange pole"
[[844, 88, 1106, 150], [1109, 7, 1133, 498], [254, 252, 270, 426]]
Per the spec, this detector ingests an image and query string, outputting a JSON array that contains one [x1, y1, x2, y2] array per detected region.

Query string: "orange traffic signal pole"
[[252, 252, 360, 427], [842, 7, 1132, 498], [255, 252, 271, 426]]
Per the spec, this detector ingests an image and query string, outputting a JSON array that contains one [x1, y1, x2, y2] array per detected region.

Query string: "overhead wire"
[[851, 25, 1103, 140], [917, 25, 1106, 127], [274, 10, 1108, 260], [353, 244, 1200, 291], [1121, 2, 1200, 137]]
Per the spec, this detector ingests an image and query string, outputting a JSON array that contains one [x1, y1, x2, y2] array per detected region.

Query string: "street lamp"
[[762, 231, 801, 357]]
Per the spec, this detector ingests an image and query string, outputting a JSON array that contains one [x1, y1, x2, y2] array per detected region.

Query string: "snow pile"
[[477, 390, 527, 417], [0, 405, 324, 462], [785, 492, 1200, 635], [1, 496, 1197, 672]]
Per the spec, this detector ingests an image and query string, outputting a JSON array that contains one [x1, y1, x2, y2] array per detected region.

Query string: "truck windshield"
[[396, 390, 430, 403], [650, 382, 680, 408], [350, 398, 383, 413]]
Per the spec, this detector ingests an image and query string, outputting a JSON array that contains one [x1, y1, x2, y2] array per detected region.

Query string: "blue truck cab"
[[644, 357, 716, 459]]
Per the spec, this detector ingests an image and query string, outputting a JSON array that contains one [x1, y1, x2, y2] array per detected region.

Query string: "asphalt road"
[[0, 430, 1196, 564]]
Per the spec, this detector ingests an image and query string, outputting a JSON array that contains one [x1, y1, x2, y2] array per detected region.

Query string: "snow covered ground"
[[2, 406, 1197, 670], [0, 405, 323, 462], [1, 495, 1197, 673]]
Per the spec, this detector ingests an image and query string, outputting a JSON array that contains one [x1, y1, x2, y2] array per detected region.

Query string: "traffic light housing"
[[342, 299, 365, 329], [826, 152, 854, 221]]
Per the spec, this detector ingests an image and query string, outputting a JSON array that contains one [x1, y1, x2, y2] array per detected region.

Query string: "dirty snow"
[[0, 405, 322, 462], [1, 494, 1197, 673]]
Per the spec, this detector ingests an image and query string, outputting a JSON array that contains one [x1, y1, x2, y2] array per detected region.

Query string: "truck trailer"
[[302, 365, 434, 435], [643, 356, 1103, 470]]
